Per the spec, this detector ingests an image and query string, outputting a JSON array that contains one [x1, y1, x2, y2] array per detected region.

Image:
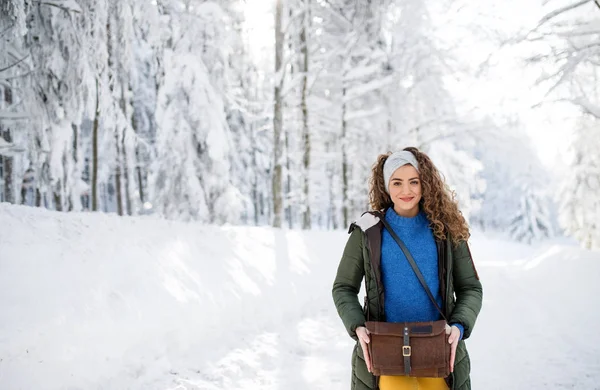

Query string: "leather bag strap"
[[380, 217, 447, 322], [403, 326, 411, 375]]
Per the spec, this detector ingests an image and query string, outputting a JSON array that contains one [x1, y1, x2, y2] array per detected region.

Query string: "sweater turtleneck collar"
[[385, 207, 428, 228]]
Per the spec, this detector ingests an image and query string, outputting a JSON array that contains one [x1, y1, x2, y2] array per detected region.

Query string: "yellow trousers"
[[379, 375, 449, 390]]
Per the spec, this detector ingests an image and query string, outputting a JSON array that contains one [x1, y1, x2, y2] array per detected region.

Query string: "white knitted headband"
[[383, 151, 419, 194]]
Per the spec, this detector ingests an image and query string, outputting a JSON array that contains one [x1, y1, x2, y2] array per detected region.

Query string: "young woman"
[[332, 147, 483, 390]]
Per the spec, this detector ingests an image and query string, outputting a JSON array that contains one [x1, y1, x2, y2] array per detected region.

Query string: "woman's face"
[[388, 164, 422, 216]]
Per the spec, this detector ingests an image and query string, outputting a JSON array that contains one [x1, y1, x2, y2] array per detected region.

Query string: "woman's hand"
[[446, 324, 461, 373], [356, 326, 372, 373]]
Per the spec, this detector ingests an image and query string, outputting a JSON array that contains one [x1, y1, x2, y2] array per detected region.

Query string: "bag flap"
[[365, 320, 447, 337]]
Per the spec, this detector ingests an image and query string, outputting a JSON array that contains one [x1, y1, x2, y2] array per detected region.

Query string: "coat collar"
[[350, 211, 381, 232]]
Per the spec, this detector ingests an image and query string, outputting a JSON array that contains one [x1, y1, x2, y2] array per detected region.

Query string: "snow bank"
[[0, 204, 343, 389]]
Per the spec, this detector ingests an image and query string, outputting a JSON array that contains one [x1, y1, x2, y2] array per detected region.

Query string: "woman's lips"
[[400, 197, 414, 202]]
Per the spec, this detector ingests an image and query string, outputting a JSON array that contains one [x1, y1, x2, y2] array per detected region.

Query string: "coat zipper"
[[445, 240, 456, 390], [364, 224, 383, 390], [365, 230, 383, 320]]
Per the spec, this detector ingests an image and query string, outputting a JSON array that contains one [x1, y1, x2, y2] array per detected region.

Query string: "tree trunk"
[[135, 144, 145, 204], [251, 123, 259, 225], [101, 182, 108, 212], [53, 190, 62, 211], [250, 85, 260, 226], [120, 84, 132, 215], [122, 132, 132, 215], [272, 0, 284, 228], [284, 5, 298, 229], [53, 149, 66, 212], [131, 110, 145, 206], [35, 181, 42, 207], [2, 129, 14, 203], [341, 86, 349, 228], [62, 150, 68, 211], [71, 124, 77, 211], [69, 123, 79, 211], [114, 131, 123, 216], [92, 78, 100, 211], [326, 140, 338, 230], [301, 0, 311, 229], [20, 182, 26, 205], [285, 7, 292, 229], [1, 87, 14, 203], [285, 127, 292, 229], [385, 93, 393, 151]]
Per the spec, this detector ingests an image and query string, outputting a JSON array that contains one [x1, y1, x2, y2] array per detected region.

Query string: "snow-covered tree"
[[518, 1, 600, 247], [508, 170, 554, 244], [149, 2, 241, 223], [559, 117, 600, 249], [129, 1, 161, 211], [19, 0, 89, 211], [0, 0, 574, 236], [467, 118, 557, 243], [427, 142, 485, 224]]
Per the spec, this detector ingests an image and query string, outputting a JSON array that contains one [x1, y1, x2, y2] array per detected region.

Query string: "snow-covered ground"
[[0, 203, 599, 390]]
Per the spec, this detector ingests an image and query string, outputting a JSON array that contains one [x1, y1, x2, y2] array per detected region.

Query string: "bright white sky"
[[445, 40, 579, 168], [242, 0, 275, 59], [433, 0, 580, 169]]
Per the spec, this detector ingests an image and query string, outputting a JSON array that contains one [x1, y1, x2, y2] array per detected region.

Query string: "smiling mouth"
[[400, 197, 414, 202]]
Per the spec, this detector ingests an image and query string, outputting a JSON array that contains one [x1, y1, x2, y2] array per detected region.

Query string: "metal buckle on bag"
[[402, 346, 411, 357]]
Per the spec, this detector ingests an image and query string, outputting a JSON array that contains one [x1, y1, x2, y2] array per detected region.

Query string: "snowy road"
[[1, 205, 599, 390], [162, 233, 600, 390]]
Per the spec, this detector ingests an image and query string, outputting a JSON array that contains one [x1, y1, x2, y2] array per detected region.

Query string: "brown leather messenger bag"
[[365, 218, 450, 378]]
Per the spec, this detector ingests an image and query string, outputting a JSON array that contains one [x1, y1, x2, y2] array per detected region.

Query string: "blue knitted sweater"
[[381, 208, 463, 338]]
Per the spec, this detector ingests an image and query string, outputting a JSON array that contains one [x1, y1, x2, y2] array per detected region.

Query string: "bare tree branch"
[[569, 40, 600, 52], [282, 8, 305, 35], [0, 23, 15, 38], [536, 56, 582, 95], [536, 0, 592, 30], [320, 0, 354, 28], [33, 0, 82, 13], [573, 97, 600, 118], [0, 54, 30, 73], [525, 27, 600, 41], [0, 112, 29, 121], [532, 97, 600, 119], [507, 0, 595, 45], [1, 70, 35, 81], [306, 32, 361, 94]]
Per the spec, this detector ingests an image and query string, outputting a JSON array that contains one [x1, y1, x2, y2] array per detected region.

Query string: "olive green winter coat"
[[332, 211, 483, 390]]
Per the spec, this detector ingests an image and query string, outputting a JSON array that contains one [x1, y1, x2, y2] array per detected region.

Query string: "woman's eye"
[[410, 181, 418, 185]]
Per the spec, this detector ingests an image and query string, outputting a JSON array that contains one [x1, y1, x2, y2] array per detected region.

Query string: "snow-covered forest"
[[0, 0, 599, 248]]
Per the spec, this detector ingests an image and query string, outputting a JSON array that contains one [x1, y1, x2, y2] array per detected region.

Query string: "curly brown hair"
[[368, 146, 470, 246]]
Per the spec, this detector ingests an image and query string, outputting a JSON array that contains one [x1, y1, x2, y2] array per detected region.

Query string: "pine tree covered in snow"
[[149, 2, 241, 223], [129, 1, 161, 210], [18, 0, 87, 211], [508, 171, 554, 244], [224, 2, 272, 226], [470, 122, 557, 242]]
